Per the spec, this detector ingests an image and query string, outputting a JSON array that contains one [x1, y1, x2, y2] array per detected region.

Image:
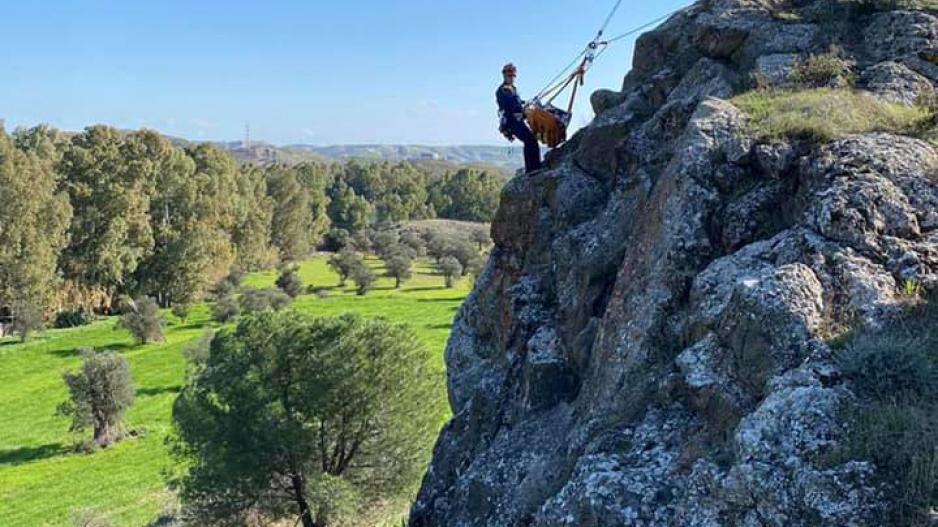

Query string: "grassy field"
[[0, 255, 471, 526]]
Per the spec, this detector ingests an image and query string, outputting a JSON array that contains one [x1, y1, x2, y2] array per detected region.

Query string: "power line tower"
[[243, 122, 251, 149]]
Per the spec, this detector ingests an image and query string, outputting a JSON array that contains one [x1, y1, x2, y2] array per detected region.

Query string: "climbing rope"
[[597, 0, 624, 39], [604, 12, 675, 44], [532, 9, 676, 106], [522, 4, 679, 148]]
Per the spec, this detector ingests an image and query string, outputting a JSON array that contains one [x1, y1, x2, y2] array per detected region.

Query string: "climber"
[[497, 63, 542, 174]]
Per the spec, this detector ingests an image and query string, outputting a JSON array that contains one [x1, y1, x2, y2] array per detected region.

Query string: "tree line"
[[0, 124, 506, 326]]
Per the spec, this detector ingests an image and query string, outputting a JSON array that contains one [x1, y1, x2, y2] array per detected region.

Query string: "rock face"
[[412, 1, 938, 525]]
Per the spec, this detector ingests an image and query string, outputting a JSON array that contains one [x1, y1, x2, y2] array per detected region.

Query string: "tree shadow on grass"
[[48, 341, 134, 358], [403, 286, 448, 293], [137, 385, 182, 398], [417, 297, 467, 303], [0, 339, 22, 348], [170, 322, 209, 331], [426, 323, 454, 330], [0, 443, 70, 466]]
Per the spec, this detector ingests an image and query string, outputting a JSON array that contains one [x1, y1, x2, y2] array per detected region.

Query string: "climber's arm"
[[498, 86, 525, 116]]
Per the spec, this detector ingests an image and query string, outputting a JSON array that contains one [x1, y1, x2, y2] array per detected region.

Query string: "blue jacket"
[[496, 83, 525, 123]]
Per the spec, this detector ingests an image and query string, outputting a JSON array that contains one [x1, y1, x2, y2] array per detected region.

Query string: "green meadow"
[[0, 255, 470, 526]]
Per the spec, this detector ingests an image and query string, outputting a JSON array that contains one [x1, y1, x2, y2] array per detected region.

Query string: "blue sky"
[[2, 1, 690, 145]]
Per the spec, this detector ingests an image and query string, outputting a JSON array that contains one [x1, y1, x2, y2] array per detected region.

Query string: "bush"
[[837, 404, 938, 525], [57, 349, 135, 448], [211, 271, 245, 301], [171, 303, 192, 322], [118, 297, 165, 344], [732, 88, 929, 143], [836, 333, 938, 405], [55, 309, 93, 329], [829, 0, 938, 14], [240, 288, 293, 314], [275, 265, 304, 298], [212, 295, 241, 323], [350, 263, 377, 296], [790, 50, 856, 88], [831, 299, 938, 525]]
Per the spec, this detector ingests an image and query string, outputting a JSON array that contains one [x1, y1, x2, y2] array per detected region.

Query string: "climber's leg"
[[510, 122, 541, 173]]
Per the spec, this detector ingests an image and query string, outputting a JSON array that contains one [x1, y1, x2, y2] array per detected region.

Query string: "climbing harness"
[[524, 5, 675, 148]]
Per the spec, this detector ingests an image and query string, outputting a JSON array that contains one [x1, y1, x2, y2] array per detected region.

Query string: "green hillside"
[[0, 256, 469, 526]]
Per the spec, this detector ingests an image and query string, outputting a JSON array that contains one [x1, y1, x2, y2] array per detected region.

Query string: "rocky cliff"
[[411, 1, 938, 525]]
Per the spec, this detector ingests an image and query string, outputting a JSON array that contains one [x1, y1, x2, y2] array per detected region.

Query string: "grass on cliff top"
[[835, 0, 938, 12], [732, 88, 930, 143], [0, 255, 470, 527]]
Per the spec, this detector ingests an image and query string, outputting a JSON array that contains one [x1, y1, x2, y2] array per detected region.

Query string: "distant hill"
[[52, 128, 523, 170], [214, 142, 523, 170]]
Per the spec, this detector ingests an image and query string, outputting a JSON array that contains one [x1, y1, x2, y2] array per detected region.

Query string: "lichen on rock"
[[411, 1, 938, 525]]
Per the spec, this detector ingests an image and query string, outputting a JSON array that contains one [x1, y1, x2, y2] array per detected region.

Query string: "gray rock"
[[864, 10, 938, 63], [753, 141, 795, 178], [753, 53, 799, 88], [862, 60, 935, 104], [412, 3, 938, 526], [590, 89, 626, 116], [668, 58, 738, 105]]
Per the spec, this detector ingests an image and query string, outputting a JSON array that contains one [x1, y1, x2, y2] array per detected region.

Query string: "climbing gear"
[[525, 105, 570, 148], [498, 110, 515, 141], [523, 4, 676, 148]]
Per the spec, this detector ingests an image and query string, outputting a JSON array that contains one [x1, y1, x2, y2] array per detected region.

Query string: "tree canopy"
[[0, 122, 506, 321], [0, 129, 71, 312], [169, 312, 444, 527], [57, 349, 135, 448]]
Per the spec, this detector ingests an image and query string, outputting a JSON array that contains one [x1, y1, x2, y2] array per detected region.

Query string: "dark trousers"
[[509, 120, 542, 173]]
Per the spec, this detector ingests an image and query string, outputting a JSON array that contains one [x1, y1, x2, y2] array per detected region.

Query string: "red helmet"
[[502, 63, 517, 76]]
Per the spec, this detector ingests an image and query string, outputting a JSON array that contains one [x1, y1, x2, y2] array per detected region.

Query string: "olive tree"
[[327, 250, 361, 287], [275, 265, 304, 298], [169, 312, 444, 527], [240, 287, 293, 313], [437, 256, 463, 288], [384, 254, 413, 289], [350, 262, 376, 296], [57, 349, 135, 447], [11, 300, 45, 342], [470, 225, 491, 251], [212, 294, 241, 323], [117, 296, 165, 344]]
